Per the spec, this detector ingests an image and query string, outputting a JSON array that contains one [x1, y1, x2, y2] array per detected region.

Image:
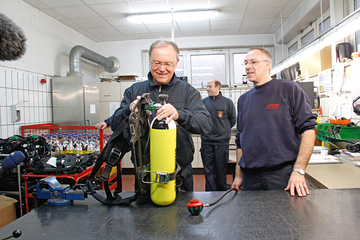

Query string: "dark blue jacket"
[[201, 92, 236, 145], [109, 72, 212, 168]]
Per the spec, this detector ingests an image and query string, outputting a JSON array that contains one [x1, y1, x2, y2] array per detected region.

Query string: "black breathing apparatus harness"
[[80, 93, 180, 205]]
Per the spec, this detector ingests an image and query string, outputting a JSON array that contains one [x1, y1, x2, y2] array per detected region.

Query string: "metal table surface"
[[1, 189, 360, 240]]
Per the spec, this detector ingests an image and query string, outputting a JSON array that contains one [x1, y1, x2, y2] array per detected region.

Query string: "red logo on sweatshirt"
[[266, 104, 279, 110], [218, 111, 223, 118]]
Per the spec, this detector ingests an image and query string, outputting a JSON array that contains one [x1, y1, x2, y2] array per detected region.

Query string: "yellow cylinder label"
[[150, 128, 176, 206]]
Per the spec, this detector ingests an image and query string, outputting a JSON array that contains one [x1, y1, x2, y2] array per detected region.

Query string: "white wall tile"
[[19, 106, 25, 125], [18, 89, 24, 103], [33, 75, 39, 91], [0, 68, 5, 88], [47, 78, 52, 92], [12, 72, 18, 89], [28, 91, 34, 106], [33, 91, 39, 107], [12, 89, 19, 106], [24, 73, 29, 90], [0, 107, 6, 125], [34, 107, 39, 122], [47, 107, 52, 122], [5, 70, 12, 88], [39, 107, 44, 122], [24, 107, 30, 123], [28, 75, 34, 90], [0, 88, 6, 106], [6, 89, 12, 106], [6, 106, 11, 124], [14, 124, 20, 136], [18, 72, 24, 90], [46, 92, 52, 106], [38, 92, 43, 107], [1, 126, 7, 139], [29, 107, 35, 123], [7, 125, 14, 137]]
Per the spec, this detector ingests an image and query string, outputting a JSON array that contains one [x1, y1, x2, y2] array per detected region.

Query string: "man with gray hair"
[[109, 39, 212, 191], [232, 47, 317, 197]]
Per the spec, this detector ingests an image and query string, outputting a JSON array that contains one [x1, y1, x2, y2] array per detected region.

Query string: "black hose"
[[204, 188, 238, 207]]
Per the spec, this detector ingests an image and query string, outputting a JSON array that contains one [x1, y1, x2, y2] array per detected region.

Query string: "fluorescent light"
[[127, 10, 219, 24], [271, 8, 360, 75]]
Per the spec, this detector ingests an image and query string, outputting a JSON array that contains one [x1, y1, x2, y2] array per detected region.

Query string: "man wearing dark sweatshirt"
[[231, 48, 317, 197], [201, 80, 236, 191]]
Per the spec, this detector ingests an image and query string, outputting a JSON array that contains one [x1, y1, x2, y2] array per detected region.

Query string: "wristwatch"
[[293, 168, 305, 175]]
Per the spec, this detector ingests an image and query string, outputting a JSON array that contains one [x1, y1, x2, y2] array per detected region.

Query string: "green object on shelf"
[[316, 123, 360, 142], [316, 123, 332, 139]]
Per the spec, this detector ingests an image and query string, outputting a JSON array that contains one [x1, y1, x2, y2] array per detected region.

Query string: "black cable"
[[204, 188, 238, 207]]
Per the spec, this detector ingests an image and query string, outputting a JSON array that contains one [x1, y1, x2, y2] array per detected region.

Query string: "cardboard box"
[[0, 195, 18, 228], [300, 45, 332, 77], [118, 74, 138, 81]]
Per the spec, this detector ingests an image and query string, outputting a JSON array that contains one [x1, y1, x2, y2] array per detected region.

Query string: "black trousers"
[[241, 162, 294, 191], [200, 143, 229, 191]]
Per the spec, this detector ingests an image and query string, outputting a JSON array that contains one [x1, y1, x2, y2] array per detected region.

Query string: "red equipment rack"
[[20, 123, 111, 152], [20, 123, 118, 212]]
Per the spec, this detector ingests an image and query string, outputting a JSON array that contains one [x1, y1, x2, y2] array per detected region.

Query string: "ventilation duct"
[[68, 45, 120, 75], [52, 45, 120, 126]]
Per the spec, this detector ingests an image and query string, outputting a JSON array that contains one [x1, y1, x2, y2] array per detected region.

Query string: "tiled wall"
[[0, 66, 52, 139]]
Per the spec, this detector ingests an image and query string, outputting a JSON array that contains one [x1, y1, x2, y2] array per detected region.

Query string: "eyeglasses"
[[150, 61, 175, 68], [242, 60, 269, 66]]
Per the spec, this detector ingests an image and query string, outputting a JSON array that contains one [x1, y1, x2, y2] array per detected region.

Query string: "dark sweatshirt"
[[235, 79, 317, 170]]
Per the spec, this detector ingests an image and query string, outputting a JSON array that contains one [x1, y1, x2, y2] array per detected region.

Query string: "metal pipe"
[[68, 45, 120, 75]]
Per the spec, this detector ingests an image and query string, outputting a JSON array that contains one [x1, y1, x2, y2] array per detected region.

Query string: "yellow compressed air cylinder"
[[150, 119, 176, 206]]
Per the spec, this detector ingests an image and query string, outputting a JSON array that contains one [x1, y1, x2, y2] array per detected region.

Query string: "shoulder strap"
[[89, 116, 130, 179]]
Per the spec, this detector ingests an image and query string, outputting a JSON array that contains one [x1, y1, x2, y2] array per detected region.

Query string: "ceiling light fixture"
[[127, 10, 219, 24]]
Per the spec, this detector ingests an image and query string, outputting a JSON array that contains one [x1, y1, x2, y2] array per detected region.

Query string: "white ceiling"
[[22, 0, 323, 43]]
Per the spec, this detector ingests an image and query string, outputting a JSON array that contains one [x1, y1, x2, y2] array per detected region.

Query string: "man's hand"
[[284, 171, 310, 197], [156, 103, 179, 124], [231, 176, 243, 191], [129, 96, 141, 112], [95, 122, 107, 129]]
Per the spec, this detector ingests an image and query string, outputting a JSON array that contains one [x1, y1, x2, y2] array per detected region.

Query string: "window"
[[175, 55, 184, 77], [319, 16, 331, 36], [301, 29, 315, 47], [233, 53, 247, 85], [190, 53, 226, 87], [288, 42, 298, 56], [355, 0, 360, 51]]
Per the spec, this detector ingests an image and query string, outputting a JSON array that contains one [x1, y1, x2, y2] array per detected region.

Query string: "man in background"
[[201, 79, 236, 191]]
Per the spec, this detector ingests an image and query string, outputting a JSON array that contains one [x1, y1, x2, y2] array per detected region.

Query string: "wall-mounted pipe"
[[68, 45, 120, 75]]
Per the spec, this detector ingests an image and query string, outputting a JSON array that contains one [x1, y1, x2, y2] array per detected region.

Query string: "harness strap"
[[86, 116, 140, 205], [140, 164, 181, 184], [89, 117, 129, 179], [86, 180, 140, 205], [56, 156, 62, 175], [100, 148, 121, 181]]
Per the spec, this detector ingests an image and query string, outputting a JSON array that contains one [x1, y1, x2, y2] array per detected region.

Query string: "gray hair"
[[250, 47, 272, 66], [149, 39, 179, 60]]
